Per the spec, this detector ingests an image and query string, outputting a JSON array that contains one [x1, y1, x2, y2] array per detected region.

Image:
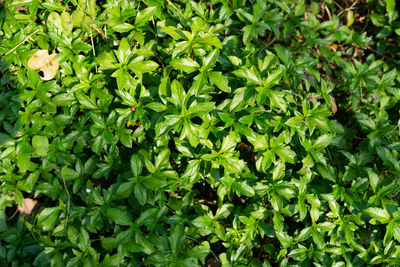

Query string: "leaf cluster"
[[1, 0, 400, 266]]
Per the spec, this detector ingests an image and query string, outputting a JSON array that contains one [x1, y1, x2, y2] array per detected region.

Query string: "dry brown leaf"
[[27, 50, 59, 81], [17, 198, 38, 215], [328, 43, 338, 52], [331, 96, 338, 114], [28, 50, 51, 69]]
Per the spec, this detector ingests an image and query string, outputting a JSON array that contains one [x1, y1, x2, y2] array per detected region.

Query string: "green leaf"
[[295, 227, 312, 242], [96, 52, 117, 70], [169, 223, 185, 255], [61, 12, 73, 35], [366, 168, 379, 193], [75, 92, 98, 110], [134, 184, 147, 206], [232, 68, 262, 85], [220, 132, 238, 153], [365, 207, 390, 223], [188, 102, 215, 117], [209, 71, 230, 92], [312, 228, 325, 249], [17, 154, 38, 173], [288, 246, 307, 261], [170, 58, 200, 73], [274, 45, 291, 67], [248, 133, 268, 151], [393, 222, 400, 242], [275, 231, 293, 248], [243, 25, 258, 44], [141, 175, 165, 190], [275, 146, 296, 164], [376, 146, 400, 171], [313, 134, 332, 149], [61, 166, 79, 180], [129, 60, 159, 76], [316, 164, 336, 182], [115, 38, 132, 65], [275, 182, 296, 199], [202, 49, 219, 70], [53, 93, 76, 106], [144, 102, 168, 112], [135, 7, 157, 26], [170, 79, 186, 108], [48, 12, 62, 32], [37, 207, 60, 231], [190, 241, 210, 259], [117, 182, 134, 198], [161, 26, 189, 40], [385, 0, 396, 12], [113, 23, 135, 33], [0, 133, 15, 146], [130, 154, 143, 177], [105, 208, 132, 226], [234, 181, 255, 197], [196, 33, 222, 48], [71, 10, 84, 27], [32, 136, 49, 156]]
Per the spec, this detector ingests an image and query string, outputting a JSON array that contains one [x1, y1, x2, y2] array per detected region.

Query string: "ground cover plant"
[[2, 0, 400, 266]]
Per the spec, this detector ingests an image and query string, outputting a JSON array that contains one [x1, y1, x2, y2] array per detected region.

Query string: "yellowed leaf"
[[17, 198, 38, 215], [27, 50, 59, 81]]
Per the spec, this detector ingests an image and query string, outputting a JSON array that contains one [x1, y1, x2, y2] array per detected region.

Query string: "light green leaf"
[[144, 102, 167, 112], [61, 166, 79, 180], [135, 7, 157, 26], [129, 60, 159, 75], [61, 12, 73, 34], [37, 207, 60, 231], [365, 207, 390, 223], [232, 68, 262, 85], [113, 23, 135, 33], [170, 58, 200, 73], [275, 146, 296, 164], [188, 102, 215, 117], [234, 181, 255, 197], [75, 92, 98, 110], [32, 136, 49, 156], [209, 71, 230, 92], [202, 49, 219, 70]]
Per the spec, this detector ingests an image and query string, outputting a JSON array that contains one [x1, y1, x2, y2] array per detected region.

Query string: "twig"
[[4, 29, 40, 56], [90, 24, 108, 39], [266, 37, 276, 47], [167, 0, 186, 19], [384, 121, 400, 136], [185, 235, 221, 263], [7, 207, 19, 221], [365, 44, 400, 65], [7, 192, 20, 221], [89, 26, 98, 72], [85, 32, 99, 43], [324, 4, 332, 21], [361, 7, 370, 32], [338, 0, 359, 17], [48, 161, 71, 232], [333, 1, 344, 12]]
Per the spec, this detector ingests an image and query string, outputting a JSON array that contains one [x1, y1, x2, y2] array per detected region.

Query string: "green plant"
[[2, 0, 400, 266]]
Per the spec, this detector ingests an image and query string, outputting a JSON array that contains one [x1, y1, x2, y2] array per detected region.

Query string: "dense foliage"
[[2, 0, 400, 266]]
